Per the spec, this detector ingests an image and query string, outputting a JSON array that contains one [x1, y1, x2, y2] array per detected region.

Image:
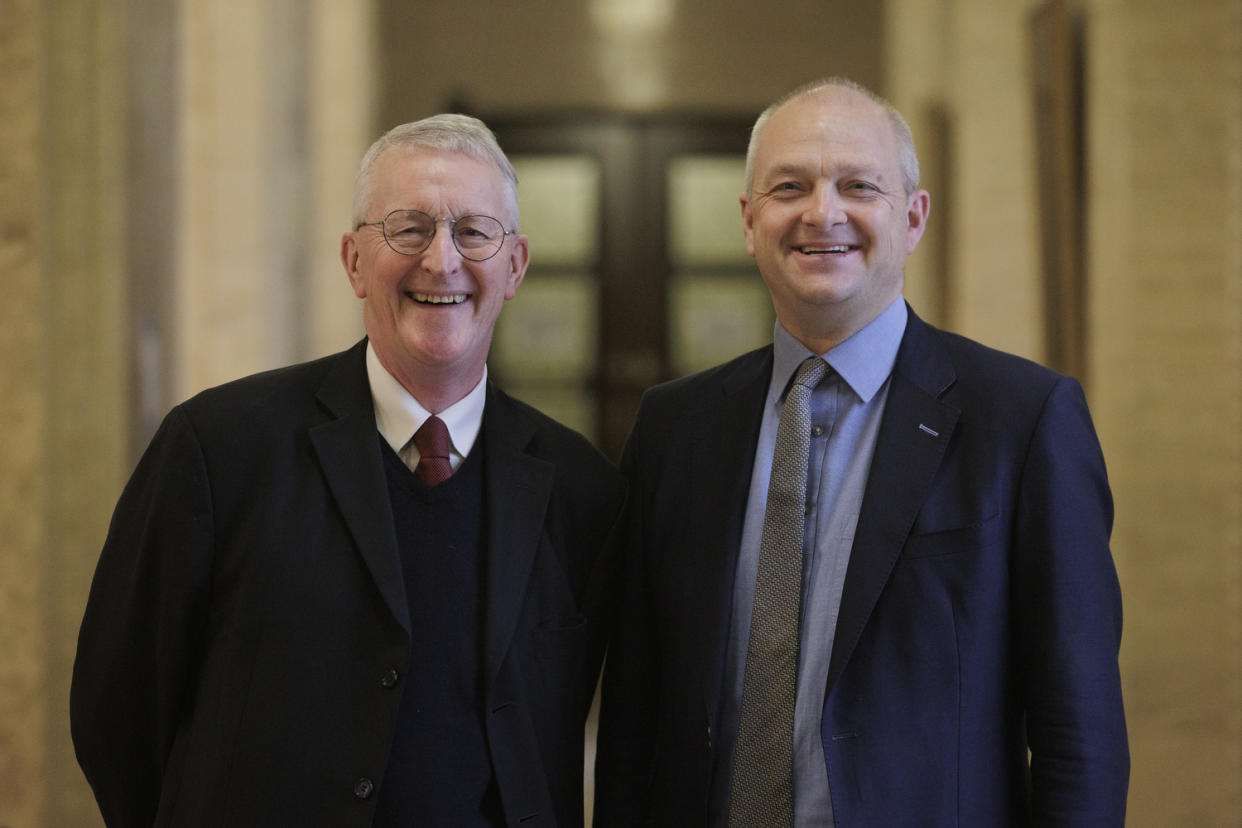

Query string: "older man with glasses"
[[71, 114, 625, 828]]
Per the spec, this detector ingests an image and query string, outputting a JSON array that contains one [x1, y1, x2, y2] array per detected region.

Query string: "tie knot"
[[413, 415, 451, 461], [792, 357, 828, 391], [411, 415, 453, 486]]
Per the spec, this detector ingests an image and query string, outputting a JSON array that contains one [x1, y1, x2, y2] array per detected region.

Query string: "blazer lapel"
[[825, 311, 959, 696], [690, 349, 773, 726], [309, 341, 409, 636], [480, 386, 556, 687]]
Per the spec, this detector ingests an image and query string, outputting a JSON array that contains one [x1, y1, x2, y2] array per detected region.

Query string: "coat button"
[[354, 778, 375, 799], [380, 668, 400, 688]]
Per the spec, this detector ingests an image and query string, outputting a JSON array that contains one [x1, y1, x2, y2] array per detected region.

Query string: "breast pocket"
[[904, 503, 1004, 559], [532, 615, 588, 671]]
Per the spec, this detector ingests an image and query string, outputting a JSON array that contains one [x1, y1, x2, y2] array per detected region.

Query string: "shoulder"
[[174, 344, 362, 428], [904, 315, 1075, 415], [639, 345, 772, 421], [903, 317, 1099, 466], [161, 344, 366, 457], [181, 345, 360, 417]]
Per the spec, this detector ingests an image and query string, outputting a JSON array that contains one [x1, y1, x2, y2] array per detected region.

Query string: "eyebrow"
[[761, 161, 892, 187]]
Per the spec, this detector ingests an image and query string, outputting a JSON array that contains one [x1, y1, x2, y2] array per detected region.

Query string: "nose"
[[801, 183, 848, 229], [418, 220, 463, 274]]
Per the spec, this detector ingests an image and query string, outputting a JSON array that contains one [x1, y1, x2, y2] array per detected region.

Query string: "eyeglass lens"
[[382, 210, 506, 261]]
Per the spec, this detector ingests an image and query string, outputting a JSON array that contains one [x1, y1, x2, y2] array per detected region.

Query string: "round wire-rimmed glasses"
[[356, 209, 516, 262]]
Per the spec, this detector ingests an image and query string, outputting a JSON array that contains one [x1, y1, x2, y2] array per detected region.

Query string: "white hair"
[[352, 113, 520, 229]]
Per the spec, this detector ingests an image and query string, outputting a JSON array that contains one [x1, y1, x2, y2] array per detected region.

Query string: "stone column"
[[1, 0, 129, 825], [176, 0, 371, 400], [0, 0, 52, 823], [888, 0, 1046, 361]]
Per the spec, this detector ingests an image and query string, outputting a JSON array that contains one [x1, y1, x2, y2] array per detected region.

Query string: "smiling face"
[[741, 87, 929, 352], [341, 147, 529, 407]]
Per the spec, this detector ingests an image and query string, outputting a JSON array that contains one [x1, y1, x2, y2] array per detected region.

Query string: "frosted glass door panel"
[[511, 155, 602, 266], [667, 155, 750, 266]]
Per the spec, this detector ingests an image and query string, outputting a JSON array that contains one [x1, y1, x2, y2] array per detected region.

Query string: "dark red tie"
[[412, 415, 452, 486]]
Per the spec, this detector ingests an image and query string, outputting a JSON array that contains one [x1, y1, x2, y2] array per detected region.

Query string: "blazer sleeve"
[[70, 405, 215, 827], [1013, 376, 1129, 826]]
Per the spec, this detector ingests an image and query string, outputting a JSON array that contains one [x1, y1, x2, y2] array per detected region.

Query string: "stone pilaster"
[[0, 0, 49, 822]]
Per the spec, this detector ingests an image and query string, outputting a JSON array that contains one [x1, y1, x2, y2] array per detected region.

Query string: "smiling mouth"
[[798, 244, 859, 255], [407, 291, 469, 305]]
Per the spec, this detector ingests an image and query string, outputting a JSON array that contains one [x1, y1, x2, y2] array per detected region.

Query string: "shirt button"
[[805, 502, 814, 516], [354, 778, 375, 799], [811, 425, 825, 437], [380, 669, 400, 688]]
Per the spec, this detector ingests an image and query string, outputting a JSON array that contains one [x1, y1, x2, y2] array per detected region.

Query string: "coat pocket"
[[904, 507, 1003, 558]]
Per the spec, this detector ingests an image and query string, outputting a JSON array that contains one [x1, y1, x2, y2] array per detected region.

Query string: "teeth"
[[410, 292, 468, 304], [803, 245, 853, 254]]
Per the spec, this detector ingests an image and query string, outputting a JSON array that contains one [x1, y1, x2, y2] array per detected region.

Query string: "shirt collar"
[[770, 297, 908, 403], [365, 341, 487, 460]]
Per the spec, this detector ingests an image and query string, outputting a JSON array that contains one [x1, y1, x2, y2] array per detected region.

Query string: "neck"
[[781, 310, 867, 355], [778, 293, 902, 356], [374, 350, 483, 414]]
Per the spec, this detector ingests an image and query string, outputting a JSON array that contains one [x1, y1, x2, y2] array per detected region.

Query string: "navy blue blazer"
[[595, 308, 1128, 827], [71, 340, 625, 828]]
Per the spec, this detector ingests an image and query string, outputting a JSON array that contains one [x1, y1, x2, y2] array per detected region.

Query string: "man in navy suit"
[[594, 78, 1128, 827], [71, 114, 624, 827]]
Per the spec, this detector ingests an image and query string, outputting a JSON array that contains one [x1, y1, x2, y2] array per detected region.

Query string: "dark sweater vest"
[[372, 437, 505, 827]]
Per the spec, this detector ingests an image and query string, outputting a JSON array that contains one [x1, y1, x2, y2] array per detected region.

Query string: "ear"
[[341, 232, 367, 298], [904, 189, 931, 255], [740, 191, 757, 258], [503, 234, 531, 300]]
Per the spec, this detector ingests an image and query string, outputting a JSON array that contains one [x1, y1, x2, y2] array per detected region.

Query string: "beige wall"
[[373, 0, 884, 124], [3, 0, 1241, 826], [891, 0, 1242, 824], [1089, 0, 1242, 822]]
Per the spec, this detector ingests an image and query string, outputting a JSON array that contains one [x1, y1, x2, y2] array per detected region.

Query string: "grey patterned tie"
[[729, 356, 828, 827]]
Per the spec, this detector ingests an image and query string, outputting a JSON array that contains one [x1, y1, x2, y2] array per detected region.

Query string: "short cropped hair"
[[352, 114, 520, 229], [744, 77, 920, 197]]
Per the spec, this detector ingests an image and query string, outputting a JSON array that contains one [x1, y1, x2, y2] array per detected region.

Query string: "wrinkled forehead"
[[370, 147, 516, 219], [755, 90, 900, 180]]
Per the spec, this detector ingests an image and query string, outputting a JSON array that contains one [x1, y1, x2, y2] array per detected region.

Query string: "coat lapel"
[[480, 386, 556, 687], [690, 349, 773, 725], [824, 311, 959, 696], [309, 341, 409, 636]]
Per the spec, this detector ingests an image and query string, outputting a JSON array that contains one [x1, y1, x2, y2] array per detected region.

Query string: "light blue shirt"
[[709, 297, 908, 828]]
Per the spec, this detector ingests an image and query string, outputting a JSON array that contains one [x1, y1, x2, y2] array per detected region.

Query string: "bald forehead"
[[752, 89, 901, 185], [762, 87, 896, 153]]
